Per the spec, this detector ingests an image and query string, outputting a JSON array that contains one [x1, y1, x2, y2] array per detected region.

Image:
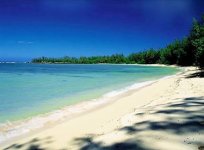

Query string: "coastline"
[[2, 66, 204, 150], [0, 65, 181, 146]]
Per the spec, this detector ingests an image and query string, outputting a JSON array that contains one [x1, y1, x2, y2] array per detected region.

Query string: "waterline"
[[0, 64, 180, 143], [0, 73, 178, 144]]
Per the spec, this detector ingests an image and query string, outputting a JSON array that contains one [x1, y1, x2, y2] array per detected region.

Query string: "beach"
[[1, 66, 204, 150]]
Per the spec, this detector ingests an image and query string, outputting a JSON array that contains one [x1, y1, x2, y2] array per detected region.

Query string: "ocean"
[[0, 63, 180, 142], [0, 63, 180, 123]]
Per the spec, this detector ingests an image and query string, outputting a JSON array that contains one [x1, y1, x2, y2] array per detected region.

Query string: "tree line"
[[32, 15, 204, 68]]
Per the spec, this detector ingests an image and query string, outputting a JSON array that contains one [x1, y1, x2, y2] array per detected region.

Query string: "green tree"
[[189, 17, 204, 68]]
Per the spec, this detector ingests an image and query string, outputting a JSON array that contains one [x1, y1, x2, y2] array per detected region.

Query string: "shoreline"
[[0, 67, 181, 146], [2, 66, 203, 150], [6, 62, 177, 67]]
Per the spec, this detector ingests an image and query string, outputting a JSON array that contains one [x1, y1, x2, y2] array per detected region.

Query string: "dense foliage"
[[32, 15, 204, 68], [189, 17, 204, 68], [32, 54, 127, 64]]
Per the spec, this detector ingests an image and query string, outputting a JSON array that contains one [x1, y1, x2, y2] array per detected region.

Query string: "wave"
[[0, 74, 175, 144]]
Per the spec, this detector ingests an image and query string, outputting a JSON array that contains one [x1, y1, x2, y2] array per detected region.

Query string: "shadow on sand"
[[185, 70, 204, 78], [3, 137, 52, 150], [74, 137, 146, 150], [74, 97, 204, 150], [3, 97, 204, 150]]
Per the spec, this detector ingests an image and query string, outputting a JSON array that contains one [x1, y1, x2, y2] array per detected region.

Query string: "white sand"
[[1, 67, 204, 150]]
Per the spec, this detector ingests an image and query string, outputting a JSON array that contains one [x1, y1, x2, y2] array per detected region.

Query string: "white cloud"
[[17, 41, 33, 44], [27, 41, 33, 44], [17, 41, 25, 44]]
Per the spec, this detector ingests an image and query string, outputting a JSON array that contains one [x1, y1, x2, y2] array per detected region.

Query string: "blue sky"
[[0, 0, 204, 61]]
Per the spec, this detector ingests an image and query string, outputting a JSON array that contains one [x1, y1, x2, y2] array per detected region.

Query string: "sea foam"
[[0, 76, 173, 144]]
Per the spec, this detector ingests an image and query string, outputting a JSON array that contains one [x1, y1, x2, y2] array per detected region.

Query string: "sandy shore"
[[1, 67, 204, 150]]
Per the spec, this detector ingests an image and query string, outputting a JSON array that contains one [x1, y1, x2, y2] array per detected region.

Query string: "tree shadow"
[[3, 97, 204, 150], [199, 145, 204, 150], [26, 145, 44, 150], [3, 137, 52, 150], [185, 70, 204, 78], [74, 136, 149, 150], [123, 97, 204, 134], [74, 96, 204, 150]]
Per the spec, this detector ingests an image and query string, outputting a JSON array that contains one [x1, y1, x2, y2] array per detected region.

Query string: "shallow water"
[[0, 64, 179, 123]]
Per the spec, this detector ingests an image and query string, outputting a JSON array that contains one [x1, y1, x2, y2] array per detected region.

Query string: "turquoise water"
[[0, 64, 179, 123]]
